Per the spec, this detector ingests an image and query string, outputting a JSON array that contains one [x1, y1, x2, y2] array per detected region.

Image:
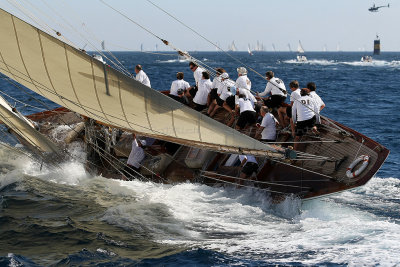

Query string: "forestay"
[[0, 8, 281, 157]]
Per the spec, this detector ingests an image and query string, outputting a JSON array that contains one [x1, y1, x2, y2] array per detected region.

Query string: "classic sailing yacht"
[[296, 40, 307, 62], [0, 8, 389, 200]]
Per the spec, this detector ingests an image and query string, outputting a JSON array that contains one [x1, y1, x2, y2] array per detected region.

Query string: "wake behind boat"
[[0, 8, 389, 200]]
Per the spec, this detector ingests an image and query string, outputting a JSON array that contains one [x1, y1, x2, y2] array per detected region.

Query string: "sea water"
[[0, 52, 399, 266]]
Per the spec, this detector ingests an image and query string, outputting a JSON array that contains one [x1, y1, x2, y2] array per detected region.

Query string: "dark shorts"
[[216, 95, 224, 106], [188, 86, 198, 97], [242, 162, 259, 176], [210, 88, 218, 100], [237, 110, 257, 129], [123, 164, 140, 179], [296, 116, 316, 136], [194, 103, 207, 111], [168, 94, 184, 103], [261, 139, 276, 143], [286, 106, 292, 118], [264, 95, 287, 109], [225, 95, 235, 110]]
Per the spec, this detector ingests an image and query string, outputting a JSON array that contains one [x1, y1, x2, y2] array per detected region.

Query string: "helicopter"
[[368, 3, 390, 12]]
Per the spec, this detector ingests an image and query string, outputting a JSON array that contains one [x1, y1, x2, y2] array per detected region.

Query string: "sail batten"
[[0, 8, 280, 156]]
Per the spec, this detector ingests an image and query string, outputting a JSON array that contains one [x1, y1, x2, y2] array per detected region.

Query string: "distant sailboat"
[[296, 40, 307, 62], [228, 41, 237, 51], [288, 43, 292, 52], [101, 40, 105, 50], [272, 43, 276, 52], [247, 44, 253, 55], [323, 44, 327, 52]]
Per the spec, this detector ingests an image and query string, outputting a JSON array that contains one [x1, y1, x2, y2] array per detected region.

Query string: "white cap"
[[139, 139, 147, 146], [237, 67, 247, 75], [221, 72, 229, 79]]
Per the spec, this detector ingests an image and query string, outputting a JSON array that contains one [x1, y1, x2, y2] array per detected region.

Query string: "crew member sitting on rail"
[[207, 72, 235, 117], [256, 106, 277, 142], [234, 89, 257, 130], [169, 72, 190, 104], [306, 82, 325, 111], [134, 64, 151, 87], [292, 88, 320, 150], [192, 71, 213, 111], [239, 154, 259, 180], [122, 133, 146, 180], [208, 68, 226, 108]]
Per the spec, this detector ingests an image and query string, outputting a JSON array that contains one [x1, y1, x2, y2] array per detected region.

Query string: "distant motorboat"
[[361, 55, 373, 62], [296, 40, 307, 62]]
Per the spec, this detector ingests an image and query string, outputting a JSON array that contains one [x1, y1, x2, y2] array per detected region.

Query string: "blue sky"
[[0, 0, 397, 51]]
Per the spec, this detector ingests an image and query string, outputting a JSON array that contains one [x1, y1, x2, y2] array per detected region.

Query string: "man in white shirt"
[[134, 65, 151, 87], [256, 106, 277, 142], [257, 71, 287, 107], [169, 72, 190, 104], [123, 133, 146, 180], [208, 68, 226, 107], [193, 71, 212, 111], [235, 89, 257, 130], [208, 72, 235, 117], [283, 80, 302, 136], [306, 82, 325, 111], [235, 67, 252, 91], [292, 89, 320, 150], [186, 61, 205, 98]]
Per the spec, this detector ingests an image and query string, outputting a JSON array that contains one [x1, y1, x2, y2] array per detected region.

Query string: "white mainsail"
[[0, 8, 280, 157], [297, 41, 305, 54]]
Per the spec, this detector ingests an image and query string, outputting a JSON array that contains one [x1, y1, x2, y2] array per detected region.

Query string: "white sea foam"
[[100, 177, 400, 265]]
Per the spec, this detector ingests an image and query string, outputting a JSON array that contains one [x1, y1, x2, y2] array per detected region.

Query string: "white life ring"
[[346, 155, 370, 178]]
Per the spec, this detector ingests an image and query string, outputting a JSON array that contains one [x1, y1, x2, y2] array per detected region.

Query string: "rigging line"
[[200, 174, 301, 195], [99, 0, 163, 41], [201, 171, 311, 189], [6, 0, 73, 47], [0, 137, 51, 166], [36, 0, 130, 76], [145, 0, 268, 82]]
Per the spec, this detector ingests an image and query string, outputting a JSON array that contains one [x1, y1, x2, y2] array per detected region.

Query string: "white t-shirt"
[[310, 91, 325, 110], [193, 79, 212, 105], [261, 113, 277, 140], [170, 79, 190, 96], [238, 97, 255, 113], [259, 77, 287, 97], [292, 95, 320, 123], [193, 67, 204, 86], [212, 76, 225, 94], [219, 80, 235, 101], [235, 75, 252, 91], [136, 70, 151, 87], [290, 88, 301, 103], [239, 155, 258, 165], [127, 139, 145, 168], [237, 88, 256, 106]]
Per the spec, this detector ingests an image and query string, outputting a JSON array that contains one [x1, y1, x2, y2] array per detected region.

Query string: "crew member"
[[123, 133, 146, 180], [239, 154, 259, 180], [306, 82, 325, 111], [235, 89, 257, 130], [134, 64, 151, 87], [192, 71, 213, 111], [256, 106, 277, 142], [169, 72, 190, 104], [292, 89, 320, 150]]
